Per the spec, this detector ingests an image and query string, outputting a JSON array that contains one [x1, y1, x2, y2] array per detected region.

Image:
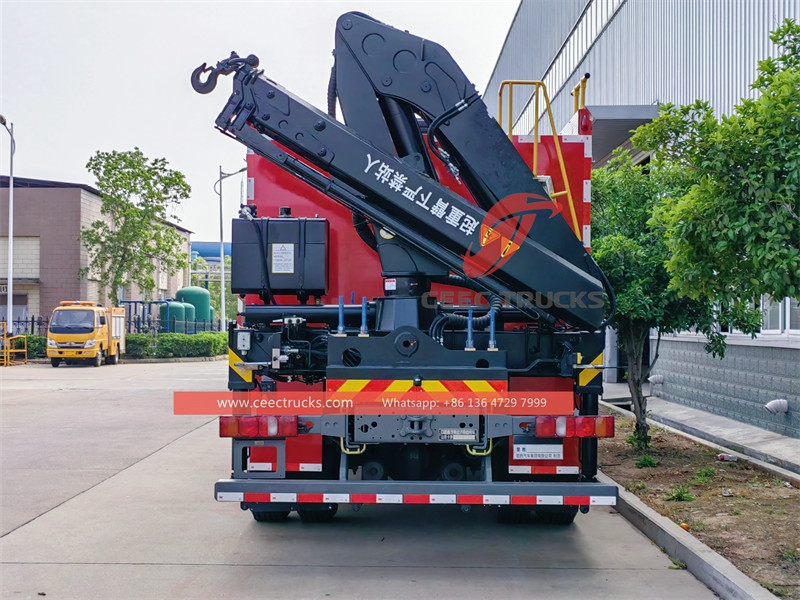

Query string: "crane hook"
[[191, 63, 219, 94], [191, 53, 261, 95]]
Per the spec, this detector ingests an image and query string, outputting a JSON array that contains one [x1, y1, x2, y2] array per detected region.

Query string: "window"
[[761, 295, 783, 333], [789, 298, 800, 332]]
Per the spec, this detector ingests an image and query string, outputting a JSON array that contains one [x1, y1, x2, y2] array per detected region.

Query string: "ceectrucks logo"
[[462, 193, 560, 278]]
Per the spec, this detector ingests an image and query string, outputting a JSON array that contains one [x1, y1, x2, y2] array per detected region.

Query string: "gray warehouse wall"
[[651, 339, 799, 438]]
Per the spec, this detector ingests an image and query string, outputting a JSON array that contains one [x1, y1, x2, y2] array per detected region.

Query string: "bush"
[[126, 333, 156, 358], [21, 335, 47, 358], [192, 331, 227, 356], [155, 333, 191, 358], [124, 332, 226, 359]]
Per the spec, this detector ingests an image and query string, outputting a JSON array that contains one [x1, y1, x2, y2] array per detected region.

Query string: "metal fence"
[[9, 316, 222, 337]]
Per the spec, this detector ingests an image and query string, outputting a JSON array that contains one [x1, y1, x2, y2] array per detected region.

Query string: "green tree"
[[592, 154, 719, 449], [632, 18, 800, 308], [81, 148, 191, 306], [191, 255, 237, 321]]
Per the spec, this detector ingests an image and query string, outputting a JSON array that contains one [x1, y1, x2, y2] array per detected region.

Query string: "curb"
[[597, 472, 778, 600]]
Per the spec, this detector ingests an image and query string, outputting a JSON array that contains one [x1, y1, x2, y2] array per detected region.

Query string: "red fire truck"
[[192, 11, 616, 524]]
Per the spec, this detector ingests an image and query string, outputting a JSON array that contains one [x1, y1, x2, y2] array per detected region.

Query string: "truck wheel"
[[297, 504, 338, 523], [50, 358, 61, 368], [106, 349, 119, 365], [251, 509, 290, 522], [535, 507, 578, 525], [92, 352, 103, 367]]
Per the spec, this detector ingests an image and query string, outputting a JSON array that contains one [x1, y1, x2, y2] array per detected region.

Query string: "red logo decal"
[[463, 193, 560, 278]]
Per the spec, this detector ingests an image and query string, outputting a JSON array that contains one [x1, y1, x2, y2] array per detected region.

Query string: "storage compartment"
[[230, 215, 329, 297]]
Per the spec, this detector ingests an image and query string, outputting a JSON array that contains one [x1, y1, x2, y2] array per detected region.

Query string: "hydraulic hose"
[[433, 274, 503, 329]]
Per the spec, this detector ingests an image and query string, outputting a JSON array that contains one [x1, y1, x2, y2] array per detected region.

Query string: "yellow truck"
[[46, 301, 126, 367]]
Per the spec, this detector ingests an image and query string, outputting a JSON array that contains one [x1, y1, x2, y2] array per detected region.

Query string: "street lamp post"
[[214, 164, 247, 332], [0, 115, 14, 332]]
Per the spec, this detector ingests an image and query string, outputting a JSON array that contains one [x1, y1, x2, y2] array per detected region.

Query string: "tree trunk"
[[619, 322, 651, 449]]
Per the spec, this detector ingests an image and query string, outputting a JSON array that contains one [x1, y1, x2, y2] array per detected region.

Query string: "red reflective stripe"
[[511, 495, 538, 505], [564, 496, 590, 505], [298, 493, 324, 503], [350, 494, 377, 504], [244, 493, 272, 502], [404, 494, 430, 504], [457, 494, 484, 504]]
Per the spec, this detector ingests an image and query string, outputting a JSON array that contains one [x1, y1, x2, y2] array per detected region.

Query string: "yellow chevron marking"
[[465, 380, 496, 392], [421, 380, 448, 392], [336, 379, 370, 393], [578, 353, 603, 387], [228, 349, 252, 383], [385, 380, 414, 392]]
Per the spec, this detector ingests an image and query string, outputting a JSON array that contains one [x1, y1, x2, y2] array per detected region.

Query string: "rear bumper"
[[215, 479, 618, 507]]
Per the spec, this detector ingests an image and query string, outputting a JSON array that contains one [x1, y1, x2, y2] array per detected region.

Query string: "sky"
[[0, 0, 519, 242]]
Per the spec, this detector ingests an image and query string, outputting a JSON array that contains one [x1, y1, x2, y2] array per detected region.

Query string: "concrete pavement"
[[0, 362, 720, 599]]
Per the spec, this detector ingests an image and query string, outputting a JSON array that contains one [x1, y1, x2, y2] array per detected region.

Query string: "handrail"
[[497, 79, 582, 239], [1, 321, 28, 366], [572, 73, 590, 113]]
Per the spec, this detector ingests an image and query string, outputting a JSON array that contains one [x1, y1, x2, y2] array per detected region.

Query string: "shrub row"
[[14, 335, 47, 358], [13, 332, 228, 360], [126, 332, 227, 358], [15, 332, 227, 359]]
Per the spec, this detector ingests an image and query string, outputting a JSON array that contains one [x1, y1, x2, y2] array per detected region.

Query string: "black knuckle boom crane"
[[193, 12, 618, 524]]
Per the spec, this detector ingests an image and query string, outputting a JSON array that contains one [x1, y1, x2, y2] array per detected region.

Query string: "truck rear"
[[192, 12, 617, 524]]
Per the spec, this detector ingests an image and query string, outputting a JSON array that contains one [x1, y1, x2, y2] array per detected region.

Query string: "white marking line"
[[270, 493, 297, 503], [483, 495, 510, 505], [324, 494, 350, 503], [429, 495, 457, 504], [536, 496, 564, 505], [561, 135, 592, 158], [591, 496, 617, 506], [508, 465, 532, 474], [217, 492, 243, 502], [557, 466, 580, 474], [247, 461, 274, 472], [299, 463, 323, 472], [377, 494, 403, 504]]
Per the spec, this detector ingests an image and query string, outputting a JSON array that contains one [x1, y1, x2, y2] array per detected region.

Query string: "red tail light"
[[528, 415, 614, 438], [219, 416, 299, 438], [535, 416, 556, 437]]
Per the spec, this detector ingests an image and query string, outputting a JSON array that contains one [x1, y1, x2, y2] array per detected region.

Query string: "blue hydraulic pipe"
[[359, 296, 369, 336], [465, 306, 475, 350], [488, 308, 497, 350], [337, 296, 345, 335]]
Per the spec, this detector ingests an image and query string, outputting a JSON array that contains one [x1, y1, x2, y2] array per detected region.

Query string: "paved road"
[[1, 362, 717, 599]]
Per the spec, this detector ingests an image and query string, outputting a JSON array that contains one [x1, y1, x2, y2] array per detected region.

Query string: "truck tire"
[[50, 358, 61, 368], [251, 509, 290, 522], [297, 504, 338, 523], [535, 507, 578, 525], [106, 349, 119, 365], [92, 352, 103, 367]]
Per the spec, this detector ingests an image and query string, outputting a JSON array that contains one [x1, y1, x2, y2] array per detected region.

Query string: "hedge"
[[127, 332, 227, 358], [126, 333, 157, 358], [16, 335, 47, 358], [14, 332, 227, 360]]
